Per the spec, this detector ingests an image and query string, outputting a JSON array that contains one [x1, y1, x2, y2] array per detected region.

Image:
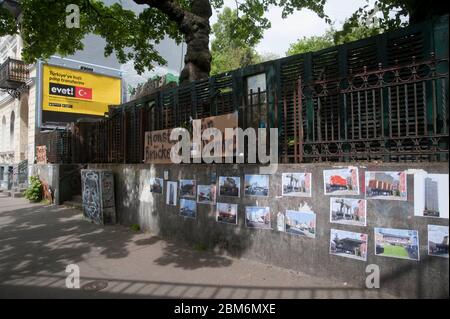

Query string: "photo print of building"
[[245, 206, 271, 229], [219, 176, 241, 197], [284, 210, 316, 238], [365, 171, 407, 201], [166, 181, 178, 206], [428, 225, 449, 258], [216, 202, 238, 225], [150, 178, 163, 194], [330, 229, 368, 261], [323, 167, 359, 196], [179, 179, 197, 198], [180, 199, 197, 219], [414, 173, 449, 219], [330, 198, 367, 227], [281, 173, 312, 197], [197, 184, 216, 204], [244, 175, 269, 197], [374, 228, 419, 261]]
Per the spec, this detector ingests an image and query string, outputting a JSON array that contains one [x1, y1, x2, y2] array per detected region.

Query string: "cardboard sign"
[[144, 129, 176, 164]]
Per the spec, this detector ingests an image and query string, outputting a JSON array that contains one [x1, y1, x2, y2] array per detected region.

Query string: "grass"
[[130, 224, 141, 232], [381, 245, 409, 258]]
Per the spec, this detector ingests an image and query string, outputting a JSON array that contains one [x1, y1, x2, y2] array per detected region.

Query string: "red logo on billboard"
[[75, 87, 92, 100]]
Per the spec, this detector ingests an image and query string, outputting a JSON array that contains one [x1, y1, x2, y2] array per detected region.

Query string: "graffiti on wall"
[[81, 170, 103, 224]]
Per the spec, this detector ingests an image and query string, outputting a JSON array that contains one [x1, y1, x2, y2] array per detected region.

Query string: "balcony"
[[0, 57, 29, 91]]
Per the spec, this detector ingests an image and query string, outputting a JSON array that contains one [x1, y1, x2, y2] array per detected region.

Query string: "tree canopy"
[[0, 0, 447, 83]]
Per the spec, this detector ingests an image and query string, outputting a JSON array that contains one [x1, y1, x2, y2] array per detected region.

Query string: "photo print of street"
[[244, 174, 269, 197], [281, 173, 312, 197]]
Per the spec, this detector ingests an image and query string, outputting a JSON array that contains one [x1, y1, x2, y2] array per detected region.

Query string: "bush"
[[24, 176, 43, 202], [130, 224, 140, 231]]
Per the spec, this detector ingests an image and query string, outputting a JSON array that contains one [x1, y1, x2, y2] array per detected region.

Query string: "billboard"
[[42, 64, 121, 117]]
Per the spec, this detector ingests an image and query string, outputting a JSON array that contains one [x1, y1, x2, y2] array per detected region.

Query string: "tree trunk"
[[179, 0, 212, 84]]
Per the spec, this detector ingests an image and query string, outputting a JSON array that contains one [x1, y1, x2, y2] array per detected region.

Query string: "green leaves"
[[24, 176, 43, 202]]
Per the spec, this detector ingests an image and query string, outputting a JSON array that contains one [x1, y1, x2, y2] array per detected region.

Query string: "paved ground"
[[0, 195, 396, 299]]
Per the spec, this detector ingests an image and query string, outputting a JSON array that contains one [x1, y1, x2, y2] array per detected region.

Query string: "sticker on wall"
[[245, 206, 271, 229], [197, 184, 216, 204], [330, 198, 367, 227], [218, 176, 241, 197], [414, 173, 449, 219], [374, 227, 419, 261], [216, 202, 238, 225], [281, 173, 312, 197], [330, 229, 368, 261], [285, 210, 316, 238], [365, 171, 407, 201], [179, 179, 197, 199], [166, 181, 178, 206], [149, 178, 164, 194], [428, 225, 449, 258], [323, 167, 359, 196], [244, 174, 269, 197], [180, 199, 197, 219], [277, 212, 285, 232]]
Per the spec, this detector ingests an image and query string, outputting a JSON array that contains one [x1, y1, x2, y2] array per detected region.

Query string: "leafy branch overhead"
[[1, 0, 447, 83]]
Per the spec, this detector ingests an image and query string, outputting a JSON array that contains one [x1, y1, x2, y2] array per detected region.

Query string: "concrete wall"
[[29, 164, 82, 204], [88, 162, 449, 299]]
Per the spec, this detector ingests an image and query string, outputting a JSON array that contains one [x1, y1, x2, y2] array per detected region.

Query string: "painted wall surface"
[[86, 163, 449, 299]]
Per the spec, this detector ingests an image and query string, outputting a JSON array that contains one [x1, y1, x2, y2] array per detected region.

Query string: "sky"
[[210, 0, 370, 57]]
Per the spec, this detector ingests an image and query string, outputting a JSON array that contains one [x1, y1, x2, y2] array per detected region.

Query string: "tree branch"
[[133, 0, 186, 26]]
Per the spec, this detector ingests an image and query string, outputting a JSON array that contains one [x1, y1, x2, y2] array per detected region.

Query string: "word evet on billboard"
[[42, 64, 121, 116]]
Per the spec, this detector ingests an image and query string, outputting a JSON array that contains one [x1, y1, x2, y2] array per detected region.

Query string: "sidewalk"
[[0, 195, 395, 299]]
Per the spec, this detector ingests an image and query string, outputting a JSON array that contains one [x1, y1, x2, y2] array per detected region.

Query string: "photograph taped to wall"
[[244, 175, 269, 197], [323, 167, 359, 196], [216, 202, 238, 225], [245, 206, 271, 229], [180, 199, 197, 219], [428, 225, 449, 258], [218, 176, 241, 197], [365, 171, 407, 201], [166, 181, 178, 206], [281, 173, 312, 197], [277, 212, 285, 232], [285, 210, 316, 238], [414, 173, 449, 219], [197, 184, 216, 204], [374, 227, 419, 261], [179, 179, 197, 198], [150, 177, 164, 194], [330, 229, 368, 261], [330, 198, 367, 227]]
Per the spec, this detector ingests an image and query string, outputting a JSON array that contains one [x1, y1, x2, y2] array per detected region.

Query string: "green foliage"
[[287, 22, 381, 56], [130, 224, 141, 231], [24, 176, 42, 202], [211, 7, 263, 75]]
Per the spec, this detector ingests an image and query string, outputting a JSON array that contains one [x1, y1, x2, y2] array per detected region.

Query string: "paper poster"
[[323, 167, 359, 196], [166, 181, 177, 206], [330, 229, 368, 261], [149, 177, 163, 194], [218, 176, 241, 197], [374, 227, 419, 261], [414, 173, 449, 219], [180, 199, 197, 219], [244, 175, 269, 197], [245, 206, 271, 229], [330, 198, 367, 227], [285, 210, 316, 238], [179, 179, 197, 199], [365, 171, 407, 201], [428, 225, 449, 258], [197, 184, 216, 204], [282, 173, 312, 197], [216, 202, 238, 225]]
